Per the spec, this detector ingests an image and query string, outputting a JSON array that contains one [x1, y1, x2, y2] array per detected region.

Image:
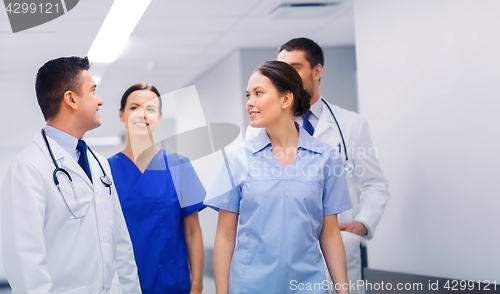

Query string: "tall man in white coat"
[[245, 38, 390, 294], [0, 57, 142, 294]]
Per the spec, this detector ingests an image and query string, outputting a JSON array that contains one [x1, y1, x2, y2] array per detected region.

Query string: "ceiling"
[[0, 0, 354, 146]]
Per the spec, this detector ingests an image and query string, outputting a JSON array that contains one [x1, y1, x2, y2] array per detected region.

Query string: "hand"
[[339, 222, 367, 237], [190, 281, 202, 294]]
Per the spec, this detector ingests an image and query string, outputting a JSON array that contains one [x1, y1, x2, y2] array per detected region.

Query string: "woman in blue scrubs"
[[204, 61, 352, 294], [108, 83, 205, 294]]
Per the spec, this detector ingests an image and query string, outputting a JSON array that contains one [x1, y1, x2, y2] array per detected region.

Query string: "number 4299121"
[[6, 3, 60, 14], [443, 280, 497, 291]]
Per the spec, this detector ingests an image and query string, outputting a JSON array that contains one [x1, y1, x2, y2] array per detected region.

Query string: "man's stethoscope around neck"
[[41, 128, 112, 219], [320, 98, 353, 172]]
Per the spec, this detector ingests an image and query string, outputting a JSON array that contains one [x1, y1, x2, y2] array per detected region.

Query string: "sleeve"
[[0, 161, 53, 293], [108, 166, 142, 293], [323, 153, 353, 216], [179, 159, 207, 219], [351, 118, 390, 239], [203, 157, 242, 213]]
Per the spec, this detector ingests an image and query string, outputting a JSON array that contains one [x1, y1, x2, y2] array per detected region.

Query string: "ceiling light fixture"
[[87, 0, 152, 63], [92, 76, 102, 86], [270, 2, 341, 19]]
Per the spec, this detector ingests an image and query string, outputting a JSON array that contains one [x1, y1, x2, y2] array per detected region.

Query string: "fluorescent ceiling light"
[[87, 0, 152, 63], [92, 76, 102, 86]]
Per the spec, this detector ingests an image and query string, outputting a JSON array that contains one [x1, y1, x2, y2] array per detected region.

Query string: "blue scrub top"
[[204, 125, 352, 294], [109, 150, 206, 294]]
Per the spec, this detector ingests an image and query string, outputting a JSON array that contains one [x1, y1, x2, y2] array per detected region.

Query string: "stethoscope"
[[41, 128, 113, 219], [321, 98, 353, 172]]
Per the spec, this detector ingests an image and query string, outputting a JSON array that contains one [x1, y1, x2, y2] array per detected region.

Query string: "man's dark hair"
[[35, 56, 91, 120], [279, 37, 324, 68]]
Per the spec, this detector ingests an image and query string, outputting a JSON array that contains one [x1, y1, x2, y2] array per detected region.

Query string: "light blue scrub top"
[[204, 124, 352, 294]]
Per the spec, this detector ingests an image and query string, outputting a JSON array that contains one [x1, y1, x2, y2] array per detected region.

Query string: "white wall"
[[193, 50, 246, 132], [322, 47, 358, 113], [187, 50, 246, 293], [189, 49, 245, 249], [354, 0, 500, 281]]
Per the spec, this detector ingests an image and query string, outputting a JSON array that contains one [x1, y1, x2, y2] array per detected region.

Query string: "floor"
[[364, 269, 500, 294]]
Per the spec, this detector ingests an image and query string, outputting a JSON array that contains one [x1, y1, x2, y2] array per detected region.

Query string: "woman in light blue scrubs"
[[204, 61, 352, 294], [108, 83, 205, 294]]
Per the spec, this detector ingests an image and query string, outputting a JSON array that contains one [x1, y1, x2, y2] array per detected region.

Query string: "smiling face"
[[119, 89, 162, 136], [246, 72, 289, 128], [76, 70, 102, 132]]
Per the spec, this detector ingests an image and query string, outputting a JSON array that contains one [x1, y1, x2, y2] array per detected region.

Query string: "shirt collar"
[[296, 122, 323, 154], [308, 97, 323, 120], [248, 122, 323, 154], [44, 125, 79, 156], [293, 96, 323, 122], [249, 128, 272, 154]]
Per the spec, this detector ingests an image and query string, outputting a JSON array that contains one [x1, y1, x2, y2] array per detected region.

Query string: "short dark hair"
[[35, 56, 90, 120], [279, 37, 324, 68], [120, 83, 162, 116], [256, 61, 311, 117]]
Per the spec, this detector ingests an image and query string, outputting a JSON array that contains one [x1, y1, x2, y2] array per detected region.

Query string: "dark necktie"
[[302, 110, 315, 136], [76, 140, 92, 182]]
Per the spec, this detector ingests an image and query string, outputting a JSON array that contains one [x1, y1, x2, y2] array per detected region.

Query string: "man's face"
[[75, 70, 103, 131], [277, 49, 319, 104]]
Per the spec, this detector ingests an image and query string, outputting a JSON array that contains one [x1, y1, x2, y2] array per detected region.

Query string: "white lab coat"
[[245, 99, 390, 294], [0, 132, 142, 294]]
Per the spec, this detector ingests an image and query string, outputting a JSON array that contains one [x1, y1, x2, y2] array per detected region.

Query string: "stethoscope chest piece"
[[344, 163, 353, 172], [100, 175, 113, 187]]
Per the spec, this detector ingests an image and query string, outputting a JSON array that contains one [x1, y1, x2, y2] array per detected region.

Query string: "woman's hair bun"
[[293, 87, 311, 117]]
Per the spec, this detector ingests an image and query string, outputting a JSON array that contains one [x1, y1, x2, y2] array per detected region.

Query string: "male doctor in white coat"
[[0, 56, 142, 294], [245, 38, 390, 294]]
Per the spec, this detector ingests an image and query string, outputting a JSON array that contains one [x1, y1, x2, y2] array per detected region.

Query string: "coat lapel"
[[314, 98, 336, 138], [88, 148, 109, 193]]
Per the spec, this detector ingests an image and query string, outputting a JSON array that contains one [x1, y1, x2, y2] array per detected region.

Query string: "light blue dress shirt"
[[44, 125, 80, 161], [204, 124, 352, 294]]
